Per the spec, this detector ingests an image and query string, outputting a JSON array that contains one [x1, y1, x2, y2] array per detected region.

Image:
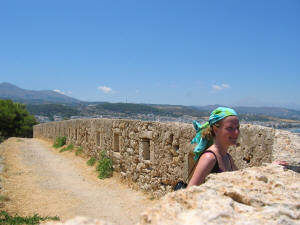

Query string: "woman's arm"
[[187, 153, 216, 187]]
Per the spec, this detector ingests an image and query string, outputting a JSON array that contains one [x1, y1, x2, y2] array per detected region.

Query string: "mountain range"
[[1, 82, 300, 121], [0, 82, 80, 104]]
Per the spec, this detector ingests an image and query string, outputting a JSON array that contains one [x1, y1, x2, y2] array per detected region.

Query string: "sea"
[[285, 128, 300, 135]]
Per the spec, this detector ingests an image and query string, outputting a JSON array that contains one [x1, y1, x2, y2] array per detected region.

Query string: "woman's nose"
[[233, 128, 240, 136]]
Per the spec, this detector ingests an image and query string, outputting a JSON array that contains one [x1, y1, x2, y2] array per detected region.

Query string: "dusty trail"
[[0, 138, 157, 225]]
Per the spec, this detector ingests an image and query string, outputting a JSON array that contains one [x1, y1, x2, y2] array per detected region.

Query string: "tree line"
[[0, 99, 38, 142]]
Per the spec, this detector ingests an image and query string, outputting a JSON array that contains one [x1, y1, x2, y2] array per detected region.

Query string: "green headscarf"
[[191, 107, 238, 160]]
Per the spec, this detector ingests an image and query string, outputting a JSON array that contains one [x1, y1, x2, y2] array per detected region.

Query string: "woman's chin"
[[229, 139, 238, 145]]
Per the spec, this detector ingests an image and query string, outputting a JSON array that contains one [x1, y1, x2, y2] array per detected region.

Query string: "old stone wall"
[[33, 119, 275, 196]]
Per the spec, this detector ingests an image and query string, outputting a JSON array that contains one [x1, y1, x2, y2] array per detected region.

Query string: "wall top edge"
[[33, 118, 277, 133]]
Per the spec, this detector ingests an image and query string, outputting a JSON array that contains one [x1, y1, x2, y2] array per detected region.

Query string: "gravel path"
[[0, 138, 157, 225]]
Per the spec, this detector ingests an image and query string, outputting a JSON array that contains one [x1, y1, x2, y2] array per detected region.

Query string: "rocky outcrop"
[[138, 163, 300, 225]]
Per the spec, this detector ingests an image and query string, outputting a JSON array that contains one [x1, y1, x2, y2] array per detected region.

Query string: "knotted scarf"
[[191, 107, 238, 160]]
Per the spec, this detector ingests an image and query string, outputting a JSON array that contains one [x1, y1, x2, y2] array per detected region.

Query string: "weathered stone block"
[[139, 131, 153, 139]]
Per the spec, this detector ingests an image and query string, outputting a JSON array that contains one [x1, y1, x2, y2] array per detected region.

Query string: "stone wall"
[[33, 119, 275, 196]]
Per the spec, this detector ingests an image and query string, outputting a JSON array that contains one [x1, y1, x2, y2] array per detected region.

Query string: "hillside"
[[0, 82, 80, 104], [26, 104, 80, 121]]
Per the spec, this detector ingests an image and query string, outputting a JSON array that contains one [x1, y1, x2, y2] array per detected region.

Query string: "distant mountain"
[[1, 82, 300, 122], [0, 82, 81, 104]]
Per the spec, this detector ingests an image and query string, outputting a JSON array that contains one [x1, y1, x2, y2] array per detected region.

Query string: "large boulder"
[[138, 164, 300, 225]]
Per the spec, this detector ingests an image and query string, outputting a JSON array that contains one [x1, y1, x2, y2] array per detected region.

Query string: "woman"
[[187, 107, 239, 187]]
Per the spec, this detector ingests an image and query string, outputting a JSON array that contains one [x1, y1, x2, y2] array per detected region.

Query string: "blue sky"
[[0, 0, 299, 109]]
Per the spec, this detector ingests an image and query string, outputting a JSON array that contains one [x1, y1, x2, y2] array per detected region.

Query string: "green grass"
[[59, 144, 74, 153], [53, 136, 66, 148], [87, 157, 97, 166], [75, 146, 83, 156], [96, 151, 113, 179], [0, 211, 59, 225]]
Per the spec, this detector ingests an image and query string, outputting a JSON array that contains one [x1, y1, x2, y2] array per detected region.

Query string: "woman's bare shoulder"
[[200, 151, 217, 163]]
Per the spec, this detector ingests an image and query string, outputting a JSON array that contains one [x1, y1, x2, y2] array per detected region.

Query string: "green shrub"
[[0, 211, 59, 225], [75, 146, 83, 156], [87, 157, 96, 166], [96, 151, 113, 179], [53, 136, 66, 148], [59, 144, 74, 153]]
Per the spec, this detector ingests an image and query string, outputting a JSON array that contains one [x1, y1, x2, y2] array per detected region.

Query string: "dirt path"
[[0, 138, 158, 225]]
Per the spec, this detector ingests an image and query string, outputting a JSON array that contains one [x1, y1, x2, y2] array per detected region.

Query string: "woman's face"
[[215, 116, 240, 146]]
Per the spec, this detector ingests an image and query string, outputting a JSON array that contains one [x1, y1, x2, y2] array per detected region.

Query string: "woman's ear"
[[212, 125, 218, 135]]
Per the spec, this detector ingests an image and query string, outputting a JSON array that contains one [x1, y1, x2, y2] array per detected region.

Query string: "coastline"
[[279, 128, 300, 135]]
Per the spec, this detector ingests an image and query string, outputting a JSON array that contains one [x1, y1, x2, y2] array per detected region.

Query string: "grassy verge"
[[96, 151, 113, 179], [87, 157, 97, 166], [0, 211, 59, 225], [75, 146, 83, 156], [53, 136, 66, 148], [59, 144, 74, 153]]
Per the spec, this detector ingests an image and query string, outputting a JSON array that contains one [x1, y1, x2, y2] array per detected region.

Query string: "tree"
[[0, 99, 38, 140]]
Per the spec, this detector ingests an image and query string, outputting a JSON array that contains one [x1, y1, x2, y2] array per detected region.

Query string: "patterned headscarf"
[[191, 107, 238, 160]]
